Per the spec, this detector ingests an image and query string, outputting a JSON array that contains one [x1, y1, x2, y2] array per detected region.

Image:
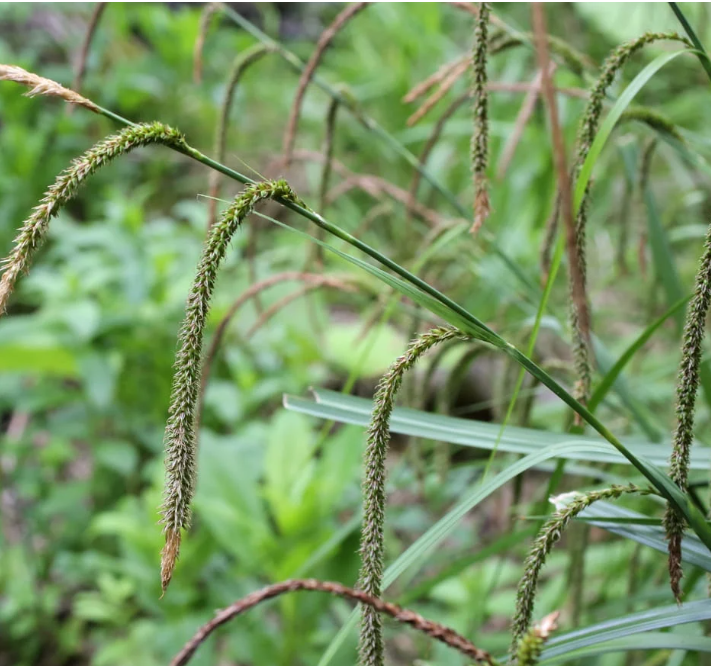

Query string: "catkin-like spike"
[[358, 326, 469, 666], [1, 63, 99, 111], [470, 2, 490, 234], [160, 180, 302, 594], [569, 32, 690, 408], [515, 611, 559, 666], [0, 122, 186, 313], [619, 105, 683, 141], [663, 220, 711, 602], [575, 32, 688, 170], [511, 484, 646, 651]]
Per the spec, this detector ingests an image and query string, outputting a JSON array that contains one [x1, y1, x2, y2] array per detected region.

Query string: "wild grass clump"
[[6, 5, 711, 666]]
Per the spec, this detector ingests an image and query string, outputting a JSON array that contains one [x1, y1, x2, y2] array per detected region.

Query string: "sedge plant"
[[3, 4, 711, 666]]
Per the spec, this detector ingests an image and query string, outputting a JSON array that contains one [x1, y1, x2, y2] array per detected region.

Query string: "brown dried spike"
[[1, 64, 99, 111], [160, 527, 181, 595]]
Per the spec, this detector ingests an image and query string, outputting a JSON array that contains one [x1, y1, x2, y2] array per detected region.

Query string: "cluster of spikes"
[[1, 3, 710, 665]]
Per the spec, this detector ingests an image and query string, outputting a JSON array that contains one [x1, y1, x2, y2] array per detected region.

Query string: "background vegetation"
[[3, 3, 711, 665]]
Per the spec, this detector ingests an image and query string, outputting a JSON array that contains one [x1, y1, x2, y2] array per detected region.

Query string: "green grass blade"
[[257, 211, 499, 345], [482, 232, 566, 480], [543, 599, 711, 655], [669, 2, 711, 81], [397, 526, 539, 605], [284, 390, 711, 470], [582, 502, 711, 571], [540, 633, 711, 663], [589, 296, 691, 412], [643, 180, 685, 319], [293, 388, 711, 548], [592, 335, 664, 441], [575, 49, 693, 211]]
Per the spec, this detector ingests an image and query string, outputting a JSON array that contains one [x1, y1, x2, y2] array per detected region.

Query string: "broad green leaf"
[[284, 390, 711, 470], [543, 599, 711, 656], [540, 632, 711, 664]]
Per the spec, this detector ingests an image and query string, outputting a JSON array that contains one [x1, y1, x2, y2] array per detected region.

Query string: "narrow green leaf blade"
[[589, 296, 691, 412], [575, 49, 693, 210]]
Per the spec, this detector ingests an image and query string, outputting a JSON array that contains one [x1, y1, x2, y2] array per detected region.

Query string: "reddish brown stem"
[[169, 579, 496, 666], [407, 59, 470, 126], [532, 4, 589, 348], [243, 279, 356, 340], [71, 3, 107, 97], [403, 55, 468, 104], [496, 66, 551, 180], [408, 92, 470, 224], [282, 2, 370, 167], [193, 2, 219, 84]]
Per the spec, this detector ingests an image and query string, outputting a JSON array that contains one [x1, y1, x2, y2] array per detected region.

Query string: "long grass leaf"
[[589, 296, 691, 412], [284, 390, 711, 470], [581, 502, 711, 571], [543, 599, 711, 654], [540, 632, 711, 663]]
